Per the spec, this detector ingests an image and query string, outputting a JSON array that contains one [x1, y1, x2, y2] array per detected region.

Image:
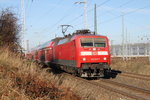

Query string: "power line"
[[74, 0, 136, 31], [97, 4, 150, 25], [25, 0, 30, 10], [39, 1, 83, 32], [100, 0, 134, 17], [67, 0, 112, 25], [42, 2, 84, 33], [87, 0, 134, 29], [38, 1, 83, 34], [119, 0, 134, 8], [26, 0, 64, 37], [88, 3, 150, 30], [39, 4, 82, 34], [97, 0, 111, 8], [39, 0, 112, 35], [37, 0, 63, 23], [28, 0, 63, 33], [67, 0, 112, 31], [25, 0, 33, 21]]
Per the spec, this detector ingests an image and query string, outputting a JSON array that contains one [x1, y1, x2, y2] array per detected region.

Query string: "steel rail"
[[63, 73, 148, 100], [100, 79, 150, 95], [123, 72, 150, 77], [93, 79, 150, 100], [119, 72, 150, 81]]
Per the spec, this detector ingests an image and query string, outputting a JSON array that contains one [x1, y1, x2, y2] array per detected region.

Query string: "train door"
[[71, 40, 76, 60], [70, 40, 76, 67], [39, 49, 45, 63], [45, 47, 53, 62], [49, 47, 53, 61], [34, 51, 38, 61]]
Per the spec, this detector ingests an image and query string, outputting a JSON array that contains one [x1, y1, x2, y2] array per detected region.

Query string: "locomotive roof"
[[54, 33, 107, 46], [73, 34, 106, 37], [30, 40, 52, 51], [30, 30, 108, 51]]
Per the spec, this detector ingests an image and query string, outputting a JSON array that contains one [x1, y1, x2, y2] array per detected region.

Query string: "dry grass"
[[111, 57, 150, 75], [0, 47, 79, 100]]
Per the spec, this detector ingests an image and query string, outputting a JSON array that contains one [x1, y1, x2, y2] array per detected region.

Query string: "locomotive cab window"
[[81, 38, 93, 47], [94, 38, 106, 47], [80, 38, 106, 47]]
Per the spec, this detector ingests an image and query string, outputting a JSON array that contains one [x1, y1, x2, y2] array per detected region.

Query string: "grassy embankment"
[[0, 47, 79, 100], [111, 57, 150, 75]]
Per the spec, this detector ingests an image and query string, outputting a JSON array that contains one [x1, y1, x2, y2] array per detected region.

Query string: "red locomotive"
[[26, 30, 111, 77]]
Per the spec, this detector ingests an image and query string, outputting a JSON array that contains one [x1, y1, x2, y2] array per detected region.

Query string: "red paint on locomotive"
[[26, 30, 111, 77]]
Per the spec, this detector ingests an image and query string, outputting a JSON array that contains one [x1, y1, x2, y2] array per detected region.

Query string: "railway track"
[[62, 73, 150, 100], [119, 72, 150, 81], [46, 67, 150, 100], [93, 79, 150, 100]]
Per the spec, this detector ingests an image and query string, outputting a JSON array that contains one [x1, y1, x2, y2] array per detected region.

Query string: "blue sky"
[[0, 0, 150, 49]]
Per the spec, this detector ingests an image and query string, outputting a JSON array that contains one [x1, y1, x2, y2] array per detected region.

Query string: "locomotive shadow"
[[108, 69, 122, 79], [40, 63, 122, 79], [43, 64, 64, 75]]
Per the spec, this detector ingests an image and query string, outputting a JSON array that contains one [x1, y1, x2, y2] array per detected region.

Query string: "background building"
[[110, 43, 150, 57]]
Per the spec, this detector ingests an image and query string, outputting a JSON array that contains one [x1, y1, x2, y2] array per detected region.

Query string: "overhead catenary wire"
[[28, 0, 64, 34], [87, 0, 135, 29], [48, 0, 112, 34], [99, 4, 150, 25], [26, 0, 150, 49], [46, 0, 112, 34], [26, 0, 33, 19], [119, 0, 134, 8], [25, 0, 30, 10], [39, 3, 79, 34], [87, 3, 150, 30], [66, 0, 112, 25], [34, 0, 149, 37], [37, 0, 112, 35], [50, 0, 146, 34], [36, 0, 63, 24], [24, 0, 65, 40], [86, 0, 112, 13], [100, 0, 135, 17]]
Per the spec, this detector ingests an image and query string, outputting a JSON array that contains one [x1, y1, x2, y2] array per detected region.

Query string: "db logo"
[[92, 52, 98, 55]]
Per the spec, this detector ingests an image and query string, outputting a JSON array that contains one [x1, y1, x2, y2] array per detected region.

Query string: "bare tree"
[[0, 9, 20, 51]]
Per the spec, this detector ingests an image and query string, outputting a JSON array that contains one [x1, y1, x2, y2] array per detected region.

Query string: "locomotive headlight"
[[103, 57, 107, 60], [93, 48, 96, 51], [82, 57, 86, 61]]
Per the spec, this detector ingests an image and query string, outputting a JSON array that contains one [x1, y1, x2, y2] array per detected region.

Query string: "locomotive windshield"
[[80, 38, 106, 47]]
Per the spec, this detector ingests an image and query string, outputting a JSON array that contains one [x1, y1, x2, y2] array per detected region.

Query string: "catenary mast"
[[21, 0, 26, 51], [75, 0, 88, 29]]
